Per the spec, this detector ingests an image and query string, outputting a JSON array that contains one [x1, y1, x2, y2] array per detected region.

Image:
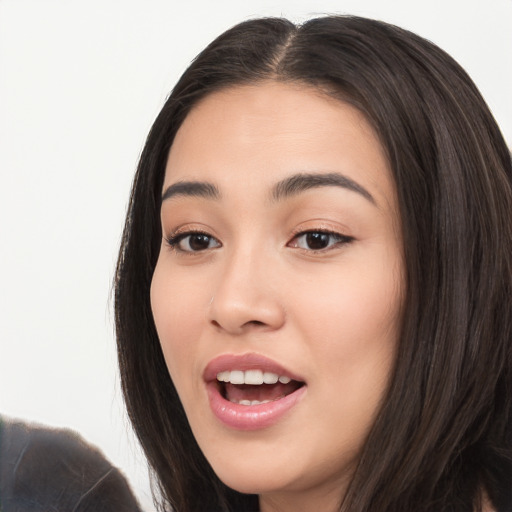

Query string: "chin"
[[215, 467, 292, 496], [199, 442, 299, 495]]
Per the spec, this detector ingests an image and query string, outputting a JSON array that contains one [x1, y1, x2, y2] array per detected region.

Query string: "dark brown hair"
[[114, 16, 512, 512]]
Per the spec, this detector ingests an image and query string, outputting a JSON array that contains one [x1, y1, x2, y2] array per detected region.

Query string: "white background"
[[1, 1, 511, 510]]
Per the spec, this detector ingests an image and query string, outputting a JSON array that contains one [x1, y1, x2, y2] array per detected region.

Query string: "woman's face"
[[151, 82, 404, 511]]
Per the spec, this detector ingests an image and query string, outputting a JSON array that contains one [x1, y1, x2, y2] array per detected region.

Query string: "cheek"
[[150, 259, 207, 387], [292, 251, 402, 384], [299, 254, 401, 325]]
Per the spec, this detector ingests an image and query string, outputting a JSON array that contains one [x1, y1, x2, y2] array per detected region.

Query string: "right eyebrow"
[[161, 181, 221, 202]]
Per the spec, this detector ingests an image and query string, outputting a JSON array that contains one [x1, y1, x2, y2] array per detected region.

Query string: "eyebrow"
[[271, 172, 375, 204], [161, 172, 375, 205], [161, 181, 220, 201]]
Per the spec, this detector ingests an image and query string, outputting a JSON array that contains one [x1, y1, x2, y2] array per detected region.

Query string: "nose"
[[207, 249, 285, 335]]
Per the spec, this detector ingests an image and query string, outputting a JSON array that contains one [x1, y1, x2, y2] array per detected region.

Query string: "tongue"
[[224, 382, 301, 403]]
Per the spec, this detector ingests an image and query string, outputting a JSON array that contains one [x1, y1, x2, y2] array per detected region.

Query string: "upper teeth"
[[216, 370, 292, 385]]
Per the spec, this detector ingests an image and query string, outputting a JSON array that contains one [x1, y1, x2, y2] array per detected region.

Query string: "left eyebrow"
[[271, 172, 375, 205]]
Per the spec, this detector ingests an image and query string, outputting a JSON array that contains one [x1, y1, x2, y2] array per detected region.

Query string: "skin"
[[151, 81, 404, 512]]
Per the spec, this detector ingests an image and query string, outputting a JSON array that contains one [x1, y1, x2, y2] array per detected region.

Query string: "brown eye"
[[304, 232, 330, 250], [167, 232, 221, 252], [289, 231, 353, 251], [186, 234, 214, 251]]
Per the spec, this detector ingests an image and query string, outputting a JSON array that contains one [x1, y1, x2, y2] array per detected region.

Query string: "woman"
[[114, 16, 512, 512]]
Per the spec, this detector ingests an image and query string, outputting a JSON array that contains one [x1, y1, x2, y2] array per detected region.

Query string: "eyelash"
[[165, 230, 221, 253], [165, 229, 354, 254], [288, 229, 354, 252]]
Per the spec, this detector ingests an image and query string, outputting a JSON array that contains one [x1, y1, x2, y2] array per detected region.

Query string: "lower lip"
[[206, 382, 306, 431]]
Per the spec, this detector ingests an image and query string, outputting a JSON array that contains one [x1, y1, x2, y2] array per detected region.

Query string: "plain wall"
[[1, 0, 511, 509]]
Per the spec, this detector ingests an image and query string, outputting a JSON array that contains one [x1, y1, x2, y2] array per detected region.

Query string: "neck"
[[259, 478, 347, 512]]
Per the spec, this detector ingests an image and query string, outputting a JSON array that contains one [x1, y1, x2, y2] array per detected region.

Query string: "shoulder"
[[0, 416, 142, 512]]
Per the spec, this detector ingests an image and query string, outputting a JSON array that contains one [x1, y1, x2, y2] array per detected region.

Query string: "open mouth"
[[204, 355, 307, 429], [216, 369, 305, 406]]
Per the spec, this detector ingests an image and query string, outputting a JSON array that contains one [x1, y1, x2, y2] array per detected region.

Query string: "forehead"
[[164, 81, 395, 209]]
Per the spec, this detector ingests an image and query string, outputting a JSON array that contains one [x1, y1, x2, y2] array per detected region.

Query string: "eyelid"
[[164, 223, 219, 242]]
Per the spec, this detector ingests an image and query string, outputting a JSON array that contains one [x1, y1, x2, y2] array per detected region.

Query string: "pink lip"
[[203, 353, 307, 431]]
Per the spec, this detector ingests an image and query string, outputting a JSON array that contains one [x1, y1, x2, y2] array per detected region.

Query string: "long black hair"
[[115, 16, 512, 512]]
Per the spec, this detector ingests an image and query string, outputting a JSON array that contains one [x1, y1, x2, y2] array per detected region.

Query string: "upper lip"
[[203, 353, 305, 383]]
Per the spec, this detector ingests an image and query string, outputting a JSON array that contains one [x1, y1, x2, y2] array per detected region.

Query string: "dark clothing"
[[0, 416, 142, 512]]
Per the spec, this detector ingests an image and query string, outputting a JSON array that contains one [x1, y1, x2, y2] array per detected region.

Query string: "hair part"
[[115, 15, 512, 512]]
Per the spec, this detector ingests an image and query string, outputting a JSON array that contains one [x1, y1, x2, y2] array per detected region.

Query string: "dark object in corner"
[[0, 417, 142, 512]]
